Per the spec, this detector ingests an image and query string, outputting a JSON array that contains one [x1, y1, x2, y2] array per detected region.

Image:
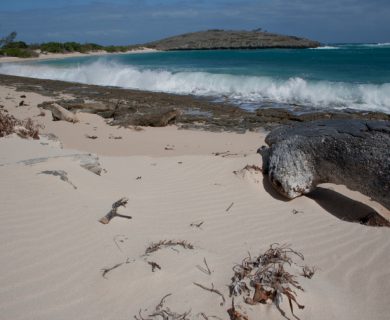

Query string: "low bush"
[[0, 48, 38, 58]]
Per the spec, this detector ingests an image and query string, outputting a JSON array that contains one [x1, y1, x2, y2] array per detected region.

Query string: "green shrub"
[[40, 42, 65, 53], [104, 45, 130, 53], [0, 48, 38, 58], [80, 43, 103, 52], [63, 42, 82, 52], [39, 42, 105, 54]]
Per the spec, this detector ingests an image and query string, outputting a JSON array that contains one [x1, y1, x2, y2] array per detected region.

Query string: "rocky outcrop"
[[112, 108, 181, 127], [41, 102, 78, 123], [259, 120, 390, 209], [4, 75, 390, 133], [145, 30, 320, 50]]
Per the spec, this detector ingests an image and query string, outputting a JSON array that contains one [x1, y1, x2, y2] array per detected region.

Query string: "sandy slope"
[[0, 85, 389, 320]]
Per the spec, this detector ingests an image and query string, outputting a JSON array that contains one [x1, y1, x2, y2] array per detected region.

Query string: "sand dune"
[[0, 84, 389, 320]]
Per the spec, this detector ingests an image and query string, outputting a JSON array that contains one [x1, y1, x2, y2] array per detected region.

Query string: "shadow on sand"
[[262, 173, 389, 227], [306, 187, 389, 227]]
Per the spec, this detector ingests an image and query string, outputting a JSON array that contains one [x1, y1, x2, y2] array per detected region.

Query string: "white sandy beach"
[[0, 84, 389, 320], [0, 48, 158, 63]]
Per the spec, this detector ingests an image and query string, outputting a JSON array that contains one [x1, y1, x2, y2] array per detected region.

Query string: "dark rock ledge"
[[1, 74, 389, 133]]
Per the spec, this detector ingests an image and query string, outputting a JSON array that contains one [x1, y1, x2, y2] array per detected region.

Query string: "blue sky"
[[1, 0, 389, 45]]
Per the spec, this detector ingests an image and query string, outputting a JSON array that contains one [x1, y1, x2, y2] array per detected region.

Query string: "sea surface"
[[1, 43, 390, 113]]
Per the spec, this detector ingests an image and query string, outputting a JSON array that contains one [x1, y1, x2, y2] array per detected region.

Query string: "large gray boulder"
[[259, 120, 390, 209]]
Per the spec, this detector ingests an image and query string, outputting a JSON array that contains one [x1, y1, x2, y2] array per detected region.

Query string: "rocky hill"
[[145, 30, 320, 50]]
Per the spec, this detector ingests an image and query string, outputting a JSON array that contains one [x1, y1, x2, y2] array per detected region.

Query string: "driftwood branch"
[[193, 282, 226, 306], [99, 197, 131, 224]]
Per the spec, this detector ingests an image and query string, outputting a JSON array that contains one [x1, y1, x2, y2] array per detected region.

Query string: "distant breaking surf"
[[1, 59, 389, 113]]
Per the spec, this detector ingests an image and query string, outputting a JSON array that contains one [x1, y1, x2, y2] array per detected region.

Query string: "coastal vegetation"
[[0, 31, 140, 58], [0, 29, 320, 59]]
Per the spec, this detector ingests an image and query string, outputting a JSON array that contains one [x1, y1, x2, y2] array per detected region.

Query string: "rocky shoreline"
[[1, 74, 389, 132]]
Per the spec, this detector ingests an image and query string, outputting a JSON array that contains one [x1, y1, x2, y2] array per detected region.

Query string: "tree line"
[[0, 32, 139, 58]]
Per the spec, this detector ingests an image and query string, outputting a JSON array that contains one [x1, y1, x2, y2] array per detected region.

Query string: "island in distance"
[[144, 29, 321, 50]]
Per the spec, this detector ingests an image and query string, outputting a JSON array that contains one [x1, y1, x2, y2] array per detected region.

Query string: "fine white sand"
[[0, 84, 389, 320], [0, 47, 158, 63]]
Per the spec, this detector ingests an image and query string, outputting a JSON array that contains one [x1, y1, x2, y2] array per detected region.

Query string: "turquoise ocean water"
[[1, 43, 389, 113]]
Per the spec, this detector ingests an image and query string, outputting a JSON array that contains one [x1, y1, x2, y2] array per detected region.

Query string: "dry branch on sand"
[[193, 282, 226, 306], [99, 197, 131, 224], [135, 294, 191, 320], [0, 110, 41, 139], [229, 244, 314, 318], [145, 240, 194, 255], [101, 258, 133, 279]]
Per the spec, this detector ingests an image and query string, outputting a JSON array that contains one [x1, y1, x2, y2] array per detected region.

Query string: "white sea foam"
[[311, 46, 340, 50], [360, 43, 390, 48], [1, 60, 389, 113]]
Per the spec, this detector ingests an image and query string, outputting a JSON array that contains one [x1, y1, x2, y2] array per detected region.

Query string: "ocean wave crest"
[[0, 60, 389, 113], [311, 46, 340, 50]]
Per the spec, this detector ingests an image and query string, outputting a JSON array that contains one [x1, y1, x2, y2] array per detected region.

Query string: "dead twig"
[[85, 134, 98, 139], [101, 258, 133, 279], [193, 282, 225, 306], [196, 257, 212, 275], [190, 221, 204, 229], [145, 240, 194, 255], [99, 197, 131, 224], [200, 313, 208, 320], [135, 294, 191, 320], [101, 262, 124, 279], [148, 261, 162, 272], [226, 202, 234, 212]]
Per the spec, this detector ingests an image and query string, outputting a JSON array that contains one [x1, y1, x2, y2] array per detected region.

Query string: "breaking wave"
[[311, 46, 340, 50], [1, 60, 389, 113]]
